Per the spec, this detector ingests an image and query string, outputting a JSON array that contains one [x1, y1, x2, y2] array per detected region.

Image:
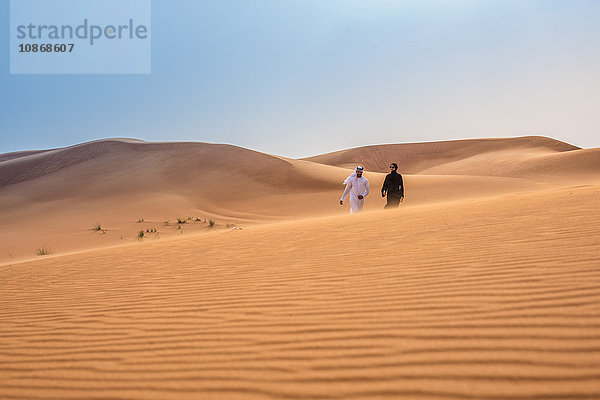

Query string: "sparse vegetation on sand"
[[93, 223, 107, 234], [35, 246, 51, 256], [176, 217, 186, 224], [137, 231, 145, 240], [208, 218, 215, 228], [163, 220, 170, 226], [145, 227, 157, 233], [138, 218, 144, 223]]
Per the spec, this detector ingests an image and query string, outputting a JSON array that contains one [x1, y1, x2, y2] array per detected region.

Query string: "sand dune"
[[419, 147, 600, 183], [0, 150, 51, 163], [303, 136, 582, 176], [1, 185, 599, 399], [0, 139, 346, 260], [4, 137, 588, 261], [1, 136, 599, 399]]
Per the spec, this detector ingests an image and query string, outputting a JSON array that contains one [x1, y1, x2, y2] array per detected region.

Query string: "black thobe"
[[381, 171, 404, 208]]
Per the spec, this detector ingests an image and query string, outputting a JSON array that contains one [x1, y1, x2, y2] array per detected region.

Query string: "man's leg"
[[385, 194, 401, 208], [349, 197, 358, 213], [356, 198, 364, 212], [350, 197, 363, 213]]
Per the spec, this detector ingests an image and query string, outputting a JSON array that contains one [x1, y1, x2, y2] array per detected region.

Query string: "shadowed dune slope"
[[0, 139, 351, 218], [1, 185, 599, 400], [0, 150, 51, 163], [0, 139, 335, 191], [302, 136, 584, 176]]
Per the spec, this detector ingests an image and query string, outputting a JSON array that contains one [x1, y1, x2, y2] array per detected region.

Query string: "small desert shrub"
[[163, 220, 170, 226], [176, 217, 186, 224], [187, 216, 193, 221], [137, 218, 144, 223], [145, 227, 157, 233], [93, 223, 107, 234], [208, 218, 215, 228], [195, 217, 202, 222], [35, 246, 51, 256], [137, 230, 145, 239]]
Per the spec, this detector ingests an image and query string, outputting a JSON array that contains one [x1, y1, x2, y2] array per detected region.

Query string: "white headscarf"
[[343, 166, 364, 184]]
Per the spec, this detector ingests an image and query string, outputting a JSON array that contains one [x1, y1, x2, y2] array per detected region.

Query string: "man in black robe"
[[381, 163, 404, 208]]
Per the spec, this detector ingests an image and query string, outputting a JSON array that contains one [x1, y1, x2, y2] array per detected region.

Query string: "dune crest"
[[302, 136, 581, 174]]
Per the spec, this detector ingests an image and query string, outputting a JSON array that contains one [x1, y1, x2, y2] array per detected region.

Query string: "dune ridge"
[[302, 136, 584, 176]]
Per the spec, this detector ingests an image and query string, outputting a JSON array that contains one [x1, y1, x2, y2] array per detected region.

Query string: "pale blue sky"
[[2, 0, 599, 157]]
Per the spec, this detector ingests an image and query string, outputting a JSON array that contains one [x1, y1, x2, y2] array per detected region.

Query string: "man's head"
[[389, 163, 398, 172], [355, 165, 364, 177]]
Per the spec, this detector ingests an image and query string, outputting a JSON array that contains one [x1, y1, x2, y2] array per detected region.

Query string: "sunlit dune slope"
[[1, 185, 599, 400]]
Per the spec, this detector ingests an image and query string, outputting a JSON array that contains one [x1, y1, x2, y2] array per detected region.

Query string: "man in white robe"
[[340, 166, 370, 213]]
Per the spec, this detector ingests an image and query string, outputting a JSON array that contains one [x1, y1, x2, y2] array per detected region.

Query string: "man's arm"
[[381, 175, 389, 197], [340, 180, 352, 203], [399, 174, 404, 198], [363, 179, 370, 197]]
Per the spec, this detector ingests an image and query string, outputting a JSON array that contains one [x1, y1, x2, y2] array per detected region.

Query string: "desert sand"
[[1, 136, 599, 399]]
